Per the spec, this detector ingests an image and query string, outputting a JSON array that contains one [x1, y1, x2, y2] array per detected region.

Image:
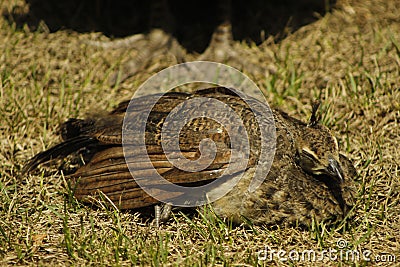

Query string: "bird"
[[22, 87, 356, 226]]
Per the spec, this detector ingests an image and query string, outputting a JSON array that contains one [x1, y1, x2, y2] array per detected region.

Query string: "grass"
[[1, 0, 399, 266]]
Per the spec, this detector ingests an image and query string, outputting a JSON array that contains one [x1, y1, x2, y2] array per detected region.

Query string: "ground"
[[0, 0, 399, 266]]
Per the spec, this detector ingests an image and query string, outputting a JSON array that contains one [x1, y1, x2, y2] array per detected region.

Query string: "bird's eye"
[[302, 149, 317, 161]]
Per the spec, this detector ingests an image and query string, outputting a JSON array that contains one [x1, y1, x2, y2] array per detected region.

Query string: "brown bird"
[[23, 87, 356, 225]]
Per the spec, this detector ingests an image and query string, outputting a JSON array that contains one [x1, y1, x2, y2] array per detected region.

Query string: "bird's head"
[[296, 101, 345, 183], [297, 134, 344, 183]]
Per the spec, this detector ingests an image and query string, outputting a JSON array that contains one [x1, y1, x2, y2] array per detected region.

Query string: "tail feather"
[[22, 136, 98, 174], [60, 118, 95, 140]]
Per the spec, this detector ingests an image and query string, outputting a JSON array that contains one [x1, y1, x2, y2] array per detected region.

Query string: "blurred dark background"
[[4, 0, 336, 52]]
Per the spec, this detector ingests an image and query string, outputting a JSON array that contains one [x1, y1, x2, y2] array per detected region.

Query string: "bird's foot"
[[87, 28, 187, 86], [197, 22, 265, 76], [87, 21, 266, 86], [152, 203, 172, 228]]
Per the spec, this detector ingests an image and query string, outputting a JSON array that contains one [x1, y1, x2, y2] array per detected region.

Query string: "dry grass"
[[0, 0, 399, 266]]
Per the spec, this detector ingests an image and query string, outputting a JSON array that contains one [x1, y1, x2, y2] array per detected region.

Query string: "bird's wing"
[[70, 146, 233, 209], [25, 88, 265, 209]]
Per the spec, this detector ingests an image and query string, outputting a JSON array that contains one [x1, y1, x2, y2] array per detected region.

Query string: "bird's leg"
[[197, 22, 236, 62], [196, 0, 263, 75], [109, 29, 186, 85], [152, 203, 173, 227], [197, 0, 235, 62]]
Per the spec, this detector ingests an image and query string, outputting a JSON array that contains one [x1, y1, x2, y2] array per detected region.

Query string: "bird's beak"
[[326, 158, 345, 183]]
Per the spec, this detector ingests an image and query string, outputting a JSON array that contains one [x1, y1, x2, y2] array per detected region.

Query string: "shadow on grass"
[[3, 0, 335, 52]]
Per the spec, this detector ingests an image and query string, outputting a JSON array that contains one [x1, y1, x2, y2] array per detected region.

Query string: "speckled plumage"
[[23, 87, 357, 225]]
